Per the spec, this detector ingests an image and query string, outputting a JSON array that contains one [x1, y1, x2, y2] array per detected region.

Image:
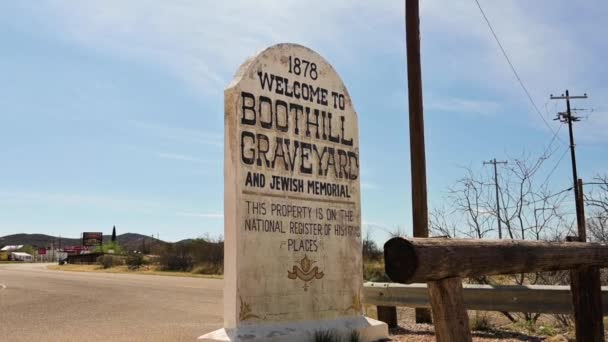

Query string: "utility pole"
[[405, 0, 432, 324], [483, 158, 507, 239], [550, 90, 588, 237]]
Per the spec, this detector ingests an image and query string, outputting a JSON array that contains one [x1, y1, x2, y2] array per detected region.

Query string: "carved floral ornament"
[[287, 254, 324, 291], [239, 296, 260, 322]]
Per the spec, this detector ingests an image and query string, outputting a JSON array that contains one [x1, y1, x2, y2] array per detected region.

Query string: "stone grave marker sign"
[[200, 43, 387, 342]]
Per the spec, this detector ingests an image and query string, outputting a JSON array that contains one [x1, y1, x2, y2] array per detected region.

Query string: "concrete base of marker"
[[199, 316, 388, 342]]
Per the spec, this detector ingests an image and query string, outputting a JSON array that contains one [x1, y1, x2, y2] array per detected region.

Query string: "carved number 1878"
[[288, 56, 318, 80]]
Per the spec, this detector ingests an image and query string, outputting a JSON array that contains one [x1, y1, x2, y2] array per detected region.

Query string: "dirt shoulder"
[[47, 264, 223, 279]]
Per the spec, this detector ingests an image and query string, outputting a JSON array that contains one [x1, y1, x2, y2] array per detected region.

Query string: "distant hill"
[[0, 233, 169, 252], [0, 233, 79, 248]]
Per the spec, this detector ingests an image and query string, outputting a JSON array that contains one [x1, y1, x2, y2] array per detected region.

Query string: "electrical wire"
[[472, 0, 566, 147], [539, 146, 570, 189], [492, 186, 572, 210], [583, 182, 608, 187]]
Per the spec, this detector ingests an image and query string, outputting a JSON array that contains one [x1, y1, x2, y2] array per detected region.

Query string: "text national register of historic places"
[[199, 43, 387, 342]]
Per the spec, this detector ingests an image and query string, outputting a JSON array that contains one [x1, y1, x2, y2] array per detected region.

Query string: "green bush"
[[93, 242, 123, 254], [97, 255, 124, 269]]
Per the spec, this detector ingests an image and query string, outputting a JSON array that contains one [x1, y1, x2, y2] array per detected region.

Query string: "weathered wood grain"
[[384, 237, 608, 283], [427, 277, 472, 342]]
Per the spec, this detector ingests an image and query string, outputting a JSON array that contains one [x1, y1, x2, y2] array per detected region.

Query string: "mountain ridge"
[[0, 233, 169, 251]]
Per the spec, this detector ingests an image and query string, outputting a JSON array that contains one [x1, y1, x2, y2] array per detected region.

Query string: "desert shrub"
[[97, 255, 124, 269], [553, 314, 574, 329], [313, 330, 339, 342], [159, 244, 194, 271], [347, 330, 360, 342], [192, 262, 223, 275], [126, 253, 147, 270], [363, 261, 390, 282], [470, 312, 492, 331], [310, 330, 359, 342], [160, 253, 193, 271], [158, 236, 223, 272], [189, 237, 224, 270], [362, 238, 382, 262]]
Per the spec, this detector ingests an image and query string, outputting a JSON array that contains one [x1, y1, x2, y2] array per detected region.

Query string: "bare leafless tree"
[[585, 174, 608, 243], [430, 152, 574, 323], [434, 153, 570, 242], [429, 206, 458, 238]]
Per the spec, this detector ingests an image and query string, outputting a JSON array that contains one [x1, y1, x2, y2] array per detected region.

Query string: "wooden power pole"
[[550, 90, 587, 236], [405, 0, 432, 324], [551, 92, 603, 341]]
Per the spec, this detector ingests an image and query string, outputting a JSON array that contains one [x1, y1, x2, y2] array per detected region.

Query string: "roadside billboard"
[[82, 232, 103, 247]]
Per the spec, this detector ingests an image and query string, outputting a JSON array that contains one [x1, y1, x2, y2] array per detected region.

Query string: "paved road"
[[0, 263, 223, 341]]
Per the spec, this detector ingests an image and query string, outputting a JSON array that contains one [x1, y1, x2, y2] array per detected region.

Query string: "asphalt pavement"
[[0, 263, 223, 341]]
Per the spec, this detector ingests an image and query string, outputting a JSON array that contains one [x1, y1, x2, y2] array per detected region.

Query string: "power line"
[[540, 146, 570, 189], [494, 186, 572, 210], [472, 0, 566, 147], [583, 182, 608, 187]]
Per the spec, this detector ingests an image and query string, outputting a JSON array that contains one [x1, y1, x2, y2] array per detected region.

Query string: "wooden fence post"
[[427, 277, 472, 342], [570, 266, 604, 341], [568, 180, 605, 342], [376, 306, 398, 328]]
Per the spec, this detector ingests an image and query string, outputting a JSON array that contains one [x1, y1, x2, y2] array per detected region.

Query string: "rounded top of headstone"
[[227, 43, 355, 118]]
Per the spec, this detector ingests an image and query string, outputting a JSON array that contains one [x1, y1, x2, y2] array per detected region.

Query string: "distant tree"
[[19, 245, 35, 255], [93, 241, 123, 254], [362, 230, 382, 262], [111, 226, 117, 242]]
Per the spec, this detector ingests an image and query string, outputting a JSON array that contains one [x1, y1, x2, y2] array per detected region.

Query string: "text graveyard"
[[223, 43, 365, 329]]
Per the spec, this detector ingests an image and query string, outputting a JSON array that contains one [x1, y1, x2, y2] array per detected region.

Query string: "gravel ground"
[[388, 323, 568, 341], [364, 307, 577, 341]]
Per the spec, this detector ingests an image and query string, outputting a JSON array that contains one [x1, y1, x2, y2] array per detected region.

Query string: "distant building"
[[11, 252, 33, 262], [1, 245, 23, 252]]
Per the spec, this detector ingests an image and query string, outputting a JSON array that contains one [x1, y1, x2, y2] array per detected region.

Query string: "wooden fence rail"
[[363, 282, 608, 314], [384, 237, 608, 341], [384, 238, 608, 284]]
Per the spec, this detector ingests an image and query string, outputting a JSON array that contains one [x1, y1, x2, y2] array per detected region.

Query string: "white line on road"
[[0, 283, 6, 290]]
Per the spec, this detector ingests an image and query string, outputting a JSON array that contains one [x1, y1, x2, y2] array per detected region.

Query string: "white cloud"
[[31, 0, 606, 142], [37, 0, 402, 94], [420, 0, 606, 140]]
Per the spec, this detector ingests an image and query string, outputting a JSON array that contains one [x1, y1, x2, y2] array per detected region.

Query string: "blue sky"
[[1, 1, 606, 242]]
